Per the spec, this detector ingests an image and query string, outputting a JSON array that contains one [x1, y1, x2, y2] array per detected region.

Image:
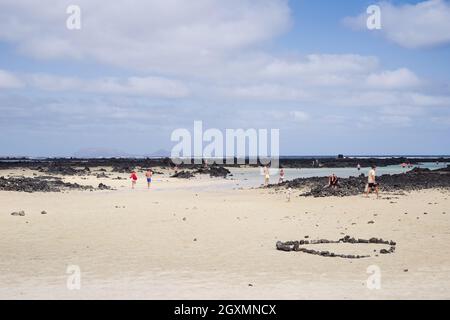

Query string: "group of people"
[[326, 164, 379, 198], [262, 164, 379, 198], [130, 169, 154, 189], [133, 163, 379, 197], [263, 166, 285, 186]]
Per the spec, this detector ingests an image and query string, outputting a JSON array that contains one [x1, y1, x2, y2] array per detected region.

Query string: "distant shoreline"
[[1, 156, 450, 169]]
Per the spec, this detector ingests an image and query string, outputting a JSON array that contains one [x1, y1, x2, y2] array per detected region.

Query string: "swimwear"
[[147, 178, 152, 183]]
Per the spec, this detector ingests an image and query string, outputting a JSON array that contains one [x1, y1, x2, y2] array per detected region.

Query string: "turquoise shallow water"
[[226, 162, 450, 190]]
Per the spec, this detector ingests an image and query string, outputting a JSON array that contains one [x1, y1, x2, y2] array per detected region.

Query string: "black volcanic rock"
[[277, 168, 450, 197], [171, 171, 195, 179], [1, 156, 449, 171], [194, 166, 230, 178], [0, 176, 94, 192], [38, 164, 89, 176]]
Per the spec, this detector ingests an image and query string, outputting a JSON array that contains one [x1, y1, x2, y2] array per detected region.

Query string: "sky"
[[0, 0, 450, 157]]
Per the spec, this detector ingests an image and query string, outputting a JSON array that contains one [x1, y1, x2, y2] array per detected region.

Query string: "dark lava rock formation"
[[194, 166, 231, 178], [38, 165, 90, 176], [276, 235, 396, 259], [171, 171, 195, 179], [277, 166, 450, 197], [1, 156, 449, 171], [0, 176, 110, 193]]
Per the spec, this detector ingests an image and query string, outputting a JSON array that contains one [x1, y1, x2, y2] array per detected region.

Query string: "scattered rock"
[[171, 171, 195, 179], [98, 183, 112, 190], [96, 172, 109, 178], [11, 210, 25, 216], [277, 235, 396, 259], [194, 166, 230, 178]]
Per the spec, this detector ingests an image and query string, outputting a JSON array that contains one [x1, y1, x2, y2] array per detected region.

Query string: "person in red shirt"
[[130, 171, 138, 189]]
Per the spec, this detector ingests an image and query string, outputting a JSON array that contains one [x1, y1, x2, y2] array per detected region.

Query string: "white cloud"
[[290, 111, 310, 122], [27, 74, 189, 98], [343, 0, 450, 48], [379, 115, 413, 127], [0, 0, 291, 75], [224, 83, 309, 101], [261, 54, 379, 78], [366, 68, 421, 89], [1, 0, 449, 133], [0, 69, 24, 88]]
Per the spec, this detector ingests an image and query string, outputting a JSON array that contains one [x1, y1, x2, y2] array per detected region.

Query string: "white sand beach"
[[1, 168, 450, 299]]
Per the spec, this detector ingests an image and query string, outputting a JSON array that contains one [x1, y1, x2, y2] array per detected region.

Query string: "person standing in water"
[[130, 171, 138, 189], [263, 166, 270, 186], [278, 168, 285, 184], [145, 169, 153, 189], [365, 165, 379, 198], [357, 163, 361, 171]]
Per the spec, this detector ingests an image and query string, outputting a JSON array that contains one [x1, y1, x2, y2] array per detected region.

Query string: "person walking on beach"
[[130, 171, 138, 189], [278, 168, 285, 184], [286, 187, 292, 202], [145, 169, 153, 189], [365, 165, 379, 198], [263, 166, 270, 186]]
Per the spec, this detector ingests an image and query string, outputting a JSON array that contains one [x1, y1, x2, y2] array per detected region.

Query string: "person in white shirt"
[[263, 166, 270, 186], [365, 164, 379, 198]]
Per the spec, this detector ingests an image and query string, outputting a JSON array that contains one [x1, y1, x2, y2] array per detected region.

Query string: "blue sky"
[[0, 0, 449, 156]]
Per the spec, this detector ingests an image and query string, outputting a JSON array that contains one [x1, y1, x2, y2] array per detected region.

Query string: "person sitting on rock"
[[328, 174, 339, 188]]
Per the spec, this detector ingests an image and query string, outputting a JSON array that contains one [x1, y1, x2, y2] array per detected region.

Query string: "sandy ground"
[[1, 168, 450, 299]]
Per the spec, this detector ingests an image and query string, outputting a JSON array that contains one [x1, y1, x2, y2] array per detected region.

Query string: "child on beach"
[[286, 187, 292, 202], [145, 169, 153, 189], [130, 171, 138, 189], [278, 168, 285, 184]]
